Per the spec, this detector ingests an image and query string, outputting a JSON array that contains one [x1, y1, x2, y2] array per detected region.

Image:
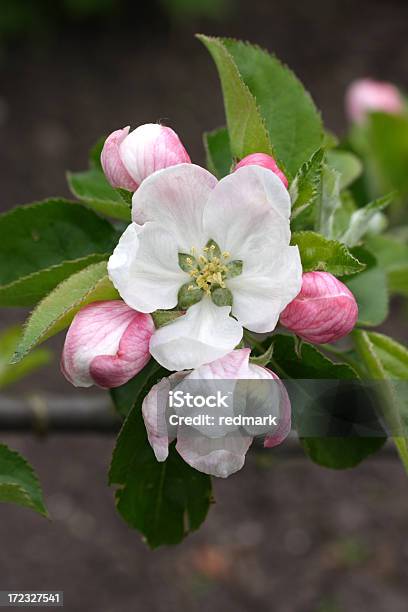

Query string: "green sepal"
[[151, 310, 184, 328], [178, 283, 203, 309], [226, 260, 243, 278], [211, 287, 233, 307], [178, 252, 196, 273], [205, 239, 222, 258]]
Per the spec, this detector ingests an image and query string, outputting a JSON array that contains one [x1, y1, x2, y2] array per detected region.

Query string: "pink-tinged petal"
[[100, 127, 139, 191], [279, 271, 358, 344], [61, 301, 154, 388], [149, 298, 243, 371], [234, 153, 288, 188], [224, 359, 291, 446], [120, 123, 191, 186], [140, 349, 290, 477], [345, 79, 404, 123], [187, 348, 251, 380], [90, 310, 155, 388], [132, 163, 217, 252], [260, 368, 292, 448], [176, 431, 253, 478], [203, 165, 291, 262], [142, 372, 185, 462]]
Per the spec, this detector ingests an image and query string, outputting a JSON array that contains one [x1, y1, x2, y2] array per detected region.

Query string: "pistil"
[[178, 240, 242, 308]]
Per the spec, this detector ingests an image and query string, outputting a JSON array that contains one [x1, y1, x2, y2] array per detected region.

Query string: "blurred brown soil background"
[[1, 1, 408, 610]]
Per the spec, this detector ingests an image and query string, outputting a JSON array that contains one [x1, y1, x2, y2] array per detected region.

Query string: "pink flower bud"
[[100, 127, 139, 191], [101, 123, 191, 191], [234, 153, 288, 188], [345, 78, 404, 123], [61, 301, 154, 388], [279, 272, 358, 344]]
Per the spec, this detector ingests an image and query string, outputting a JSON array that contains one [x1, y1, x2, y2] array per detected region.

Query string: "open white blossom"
[[108, 163, 302, 371]]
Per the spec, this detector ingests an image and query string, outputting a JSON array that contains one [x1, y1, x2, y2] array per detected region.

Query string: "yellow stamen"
[[186, 242, 235, 296]]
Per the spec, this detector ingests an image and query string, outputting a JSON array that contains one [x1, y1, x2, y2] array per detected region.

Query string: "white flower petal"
[[149, 298, 243, 371], [142, 372, 185, 462], [203, 165, 291, 260], [132, 163, 217, 252], [228, 246, 302, 332], [176, 429, 252, 478], [108, 222, 187, 313]]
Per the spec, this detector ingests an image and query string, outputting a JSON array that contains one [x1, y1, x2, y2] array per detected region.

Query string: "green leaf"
[[290, 149, 323, 220], [291, 231, 366, 276], [388, 266, 408, 297], [220, 38, 323, 177], [198, 35, 274, 163], [345, 248, 389, 327], [271, 334, 357, 380], [366, 112, 408, 196], [365, 332, 408, 379], [365, 234, 408, 297], [353, 330, 408, 472], [271, 335, 385, 468], [67, 169, 131, 221], [0, 326, 51, 389], [110, 359, 169, 418], [340, 193, 394, 247], [0, 444, 48, 516], [330, 190, 357, 240], [300, 437, 385, 470], [12, 261, 118, 363], [318, 163, 342, 238], [0, 253, 110, 307], [89, 135, 105, 170], [116, 188, 133, 206], [326, 150, 362, 190], [109, 399, 212, 548], [0, 198, 118, 306], [203, 126, 232, 178]]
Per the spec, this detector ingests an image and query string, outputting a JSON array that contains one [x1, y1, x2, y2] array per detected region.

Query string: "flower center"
[[189, 244, 230, 294], [178, 239, 243, 309]]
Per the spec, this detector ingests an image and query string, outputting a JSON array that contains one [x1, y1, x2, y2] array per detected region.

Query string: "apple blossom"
[[108, 163, 302, 371], [100, 123, 191, 191], [142, 348, 291, 478], [234, 153, 288, 188], [345, 78, 404, 123], [61, 300, 154, 388], [279, 271, 358, 344]]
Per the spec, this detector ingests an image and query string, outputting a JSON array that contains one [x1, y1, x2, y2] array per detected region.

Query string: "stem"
[[352, 330, 408, 473], [242, 330, 265, 354]]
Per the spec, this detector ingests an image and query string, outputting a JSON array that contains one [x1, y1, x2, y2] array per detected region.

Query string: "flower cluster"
[[61, 123, 359, 477]]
